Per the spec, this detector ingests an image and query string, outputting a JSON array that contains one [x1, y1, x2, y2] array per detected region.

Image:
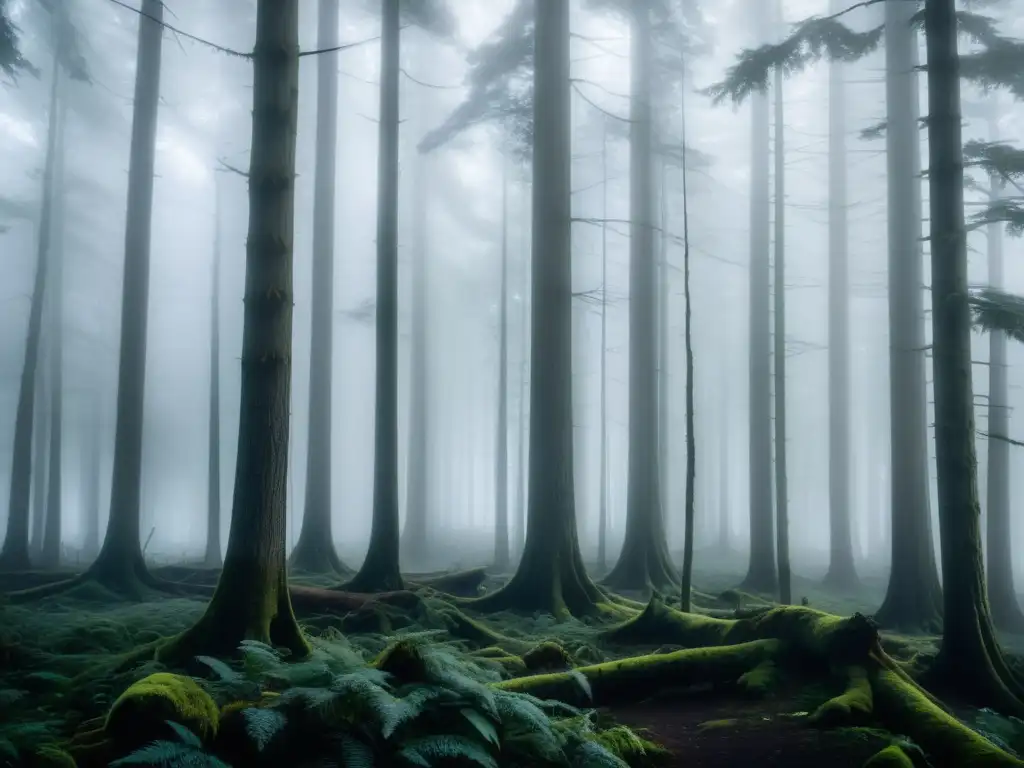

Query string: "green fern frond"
[[108, 739, 230, 767], [332, 733, 375, 768], [164, 720, 202, 748], [195, 656, 243, 684], [397, 734, 499, 768], [569, 740, 631, 768], [242, 707, 287, 751], [567, 669, 593, 704], [460, 707, 499, 748], [381, 685, 461, 739], [239, 641, 285, 677]]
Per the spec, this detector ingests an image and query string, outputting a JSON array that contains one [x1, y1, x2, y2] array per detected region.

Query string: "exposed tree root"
[[289, 584, 422, 614], [601, 534, 679, 594], [288, 535, 352, 577], [406, 567, 488, 597], [505, 599, 1023, 767], [1, 556, 191, 603]]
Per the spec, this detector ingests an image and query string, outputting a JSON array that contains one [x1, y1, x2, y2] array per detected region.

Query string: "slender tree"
[[494, 152, 511, 571], [205, 175, 223, 569], [83, 391, 102, 559], [679, 62, 697, 611], [514, 178, 530, 560], [598, 117, 610, 573], [346, 0, 404, 593], [0, 3, 89, 570], [772, 0, 791, 607], [163, 0, 308, 659], [39, 85, 68, 569], [472, 0, 603, 617], [743, 0, 776, 594], [873, 0, 942, 631], [604, 1, 678, 592], [822, 0, 858, 590], [718, 386, 730, 551], [982, 105, 1024, 632], [923, 0, 1023, 715], [290, 0, 347, 575]]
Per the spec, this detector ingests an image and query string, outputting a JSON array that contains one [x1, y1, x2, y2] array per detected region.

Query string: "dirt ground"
[[607, 693, 891, 768]]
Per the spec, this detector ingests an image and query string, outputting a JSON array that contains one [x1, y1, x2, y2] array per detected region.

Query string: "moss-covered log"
[[495, 639, 780, 707]]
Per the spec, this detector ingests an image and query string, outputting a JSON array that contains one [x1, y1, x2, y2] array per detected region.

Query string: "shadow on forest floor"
[[1, 561, 1024, 766]]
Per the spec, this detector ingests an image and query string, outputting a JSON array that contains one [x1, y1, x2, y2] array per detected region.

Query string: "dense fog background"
[[1, 0, 1022, 580]]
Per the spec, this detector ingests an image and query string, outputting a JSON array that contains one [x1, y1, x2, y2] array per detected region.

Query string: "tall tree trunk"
[[472, 0, 601, 617], [83, 391, 102, 559], [88, 0, 165, 593], [30, 371, 49, 559], [873, 0, 943, 632], [743, 0, 777, 595], [718, 387, 731, 551], [401, 74, 431, 569], [290, 0, 346, 575], [347, 0, 403, 592], [205, 175, 223, 569], [771, 17, 791, 607], [0, 49, 61, 572], [679, 70, 697, 612], [658, 161, 670, 540], [494, 153, 510, 571], [605, 3, 677, 592], [598, 118, 609, 573], [983, 109, 1024, 631], [924, 0, 1024, 715], [39, 83, 68, 570], [823, 0, 858, 589], [165, 0, 307, 660], [514, 177, 530, 561]]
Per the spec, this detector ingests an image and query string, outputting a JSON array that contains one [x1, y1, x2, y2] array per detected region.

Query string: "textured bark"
[[165, 0, 307, 660], [87, 0, 164, 593], [743, 0, 777, 596], [514, 184, 529, 561], [471, 0, 601, 617], [494, 154, 510, 571], [83, 392, 102, 559], [771, 21, 791, 607], [873, 0, 943, 633], [39, 85, 67, 570], [346, 0, 403, 593], [657, 160, 670, 538], [605, 3, 678, 593], [923, 0, 1024, 715], [290, 0, 346, 576], [0, 51, 60, 572], [30, 382, 48, 560], [983, 111, 1024, 633], [823, 0, 858, 590], [205, 177, 223, 569]]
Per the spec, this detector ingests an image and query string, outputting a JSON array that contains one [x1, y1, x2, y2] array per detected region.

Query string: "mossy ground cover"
[[1, 560, 1023, 766]]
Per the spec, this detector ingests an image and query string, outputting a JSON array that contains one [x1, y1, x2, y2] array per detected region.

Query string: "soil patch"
[[607, 692, 890, 767]]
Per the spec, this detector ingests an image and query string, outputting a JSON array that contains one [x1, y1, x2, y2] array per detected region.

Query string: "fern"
[[397, 734, 499, 768], [334, 733, 375, 768], [109, 740, 231, 767], [460, 707, 499, 748], [195, 656, 243, 684], [242, 708, 287, 751], [566, 669, 593, 704], [569, 740, 630, 768]]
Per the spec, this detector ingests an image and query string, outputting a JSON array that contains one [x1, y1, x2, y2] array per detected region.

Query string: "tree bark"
[[605, 2, 678, 593], [290, 0, 346, 576], [0, 48, 61, 572], [164, 0, 308, 660], [743, 0, 777, 596], [87, 0, 165, 593], [982, 108, 1024, 632], [83, 391, 102, 559], [39, 83, 68, 569], [205, 175, 223, 569], [823, 0, 858, 590], [924, 0, 1024, 716], [772, 7, 791, 607], [494, 153, 510, 571], [718, 386, 731, 551], [514, 181, 529, 561], [598, 117, 609, 573], [679, 66, 697, 612], [873, 0, 942, 633], [346, 0, 403, 593], [471, 0, 601, 617]]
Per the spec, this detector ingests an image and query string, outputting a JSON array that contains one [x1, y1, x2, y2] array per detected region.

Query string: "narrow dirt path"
[[606, 694, 889, 767]]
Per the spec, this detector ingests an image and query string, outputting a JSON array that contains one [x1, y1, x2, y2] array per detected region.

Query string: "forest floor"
[[1, 552, 1023, 766]]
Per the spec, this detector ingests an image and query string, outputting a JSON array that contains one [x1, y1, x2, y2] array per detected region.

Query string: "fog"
[[1, 0, 1022, 588]]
